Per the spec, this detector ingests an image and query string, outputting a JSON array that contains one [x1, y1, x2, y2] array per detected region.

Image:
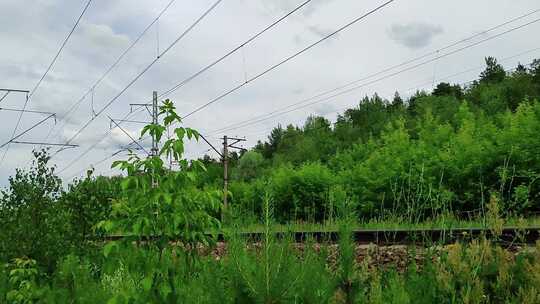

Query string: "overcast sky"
[[0, 0, 539, 186]]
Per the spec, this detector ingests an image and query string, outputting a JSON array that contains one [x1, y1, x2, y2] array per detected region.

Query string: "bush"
[[59, 175, 121, 251], [0, 150, 70, 271], [228, 179, 266, 222], [269, 163, 334, 222]]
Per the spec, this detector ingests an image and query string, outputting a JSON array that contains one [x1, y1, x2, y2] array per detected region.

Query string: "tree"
[[304, 115, 331, 131], [100, 99, 221, 259], [515, 62, 528, 74], [530, 58, 540, 84], [389, 91, 405, 114], [235, 151, 264, 181], [392, 91, 404, 107], [0, 149, 69, 271], [479, 57, 506, 83], [60, 175, 121, 251], [433, 82, 463, 99]]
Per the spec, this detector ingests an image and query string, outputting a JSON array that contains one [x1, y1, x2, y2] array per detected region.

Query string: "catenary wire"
[[179, 0, 397, 120], [57, 0, 318, 176], [157, 0, 314, 99], [56, 0, 223, 159], [207, 17, 540, 135], [0, 0, 93, 169], [208, 8, 540, 134], [42, 0, 178, 148]]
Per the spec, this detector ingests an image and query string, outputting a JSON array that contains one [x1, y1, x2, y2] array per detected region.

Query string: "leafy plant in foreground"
[[4, 258, 43, 303], [98, 99, 221, 302]]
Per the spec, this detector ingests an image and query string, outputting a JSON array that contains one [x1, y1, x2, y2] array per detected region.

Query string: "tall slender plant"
[[98, 99, 222, 302]]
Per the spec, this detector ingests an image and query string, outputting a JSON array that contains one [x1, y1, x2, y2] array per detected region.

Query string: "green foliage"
[[59, 175, 121, 251], [479, 57, 507, 84], [101, 98, 221, 252], [209, 57, 540, 223], [0, 150, 69, 271], [7, 203, 540, 303], [234, 151, 264, 181], [4, 258, 44, 303], [226, 196, 304, 303], [48, 254, 110, 303], [269, 162, 334, 221]]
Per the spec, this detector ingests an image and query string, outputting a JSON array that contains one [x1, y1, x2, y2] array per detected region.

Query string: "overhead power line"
[[0, 107, 56, 116], [207, 15, 540, 135], [0, 0, 92, 168], [56, 103, 146, 175], [56, 0, 223, 156], [180, 0, 397, 120], [29, 0, 93, 100], [0, 88, 30, 104], [10, 141, 79, 148], [57, 0, 224, 175], [208, 8, 540, 134], [44, 0, 178, 146], [0, 114, 57, 149], [115, 0, 398, 153], [0, 92, 9, 103], [235, 67, 521, 149], [57, 0, 314, 176], [58, 4, 539, 177], [66, 149, 127, 181], [108, 115, 149, 155], [158, 0, 314, 99], [61, 0, 395, 178], [238, 57, 538, 142]]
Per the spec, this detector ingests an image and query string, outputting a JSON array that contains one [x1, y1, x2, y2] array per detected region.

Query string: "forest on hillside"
[[194, 57, 540, 222]]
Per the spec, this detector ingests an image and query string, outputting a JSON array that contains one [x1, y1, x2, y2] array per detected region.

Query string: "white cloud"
[[79, 22, 131, 51], [388, 22, 443, 49]]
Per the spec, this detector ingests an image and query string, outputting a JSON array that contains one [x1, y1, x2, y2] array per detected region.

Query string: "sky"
[[0, 0, 539, 186]]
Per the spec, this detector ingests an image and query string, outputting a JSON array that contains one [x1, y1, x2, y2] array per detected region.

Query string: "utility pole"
[[124, 92, 159, 187], [151, 91, 158, 157], [223, 135, 228, 209], [151, 91, 158, 188], [197, 133, 246, 214], [221, 136, 246, 211]]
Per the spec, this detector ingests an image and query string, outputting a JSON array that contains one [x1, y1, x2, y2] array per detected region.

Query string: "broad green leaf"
[[175, 128, 185, 140], [141, 276, 153, 291], [103, 242, 118, 257], [159, 283, 172, 298]]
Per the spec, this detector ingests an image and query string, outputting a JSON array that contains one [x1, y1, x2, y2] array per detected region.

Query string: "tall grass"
[[2, 194, 540, 303]]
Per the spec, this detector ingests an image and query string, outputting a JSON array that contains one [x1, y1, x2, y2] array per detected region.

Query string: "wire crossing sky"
[[0, 0, 539, 184], [0, 0, 93, 170]]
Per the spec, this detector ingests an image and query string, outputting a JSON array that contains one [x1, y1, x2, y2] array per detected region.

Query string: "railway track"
[[104, 227, 540, 245]]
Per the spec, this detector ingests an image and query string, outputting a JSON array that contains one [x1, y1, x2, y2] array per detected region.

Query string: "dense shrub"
[[59, 175, 121, 251], [0, 150, 70, 272], [269, 162, 334, 221]]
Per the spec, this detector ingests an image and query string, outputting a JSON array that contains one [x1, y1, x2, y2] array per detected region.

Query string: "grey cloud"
[[314, 103, 338, 116], [388, 22, 443, 49], [79, 22, 130, 49], [259, 0, 332, 17], [307, 25, 335, 39], [69, 22, 131, 67]]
